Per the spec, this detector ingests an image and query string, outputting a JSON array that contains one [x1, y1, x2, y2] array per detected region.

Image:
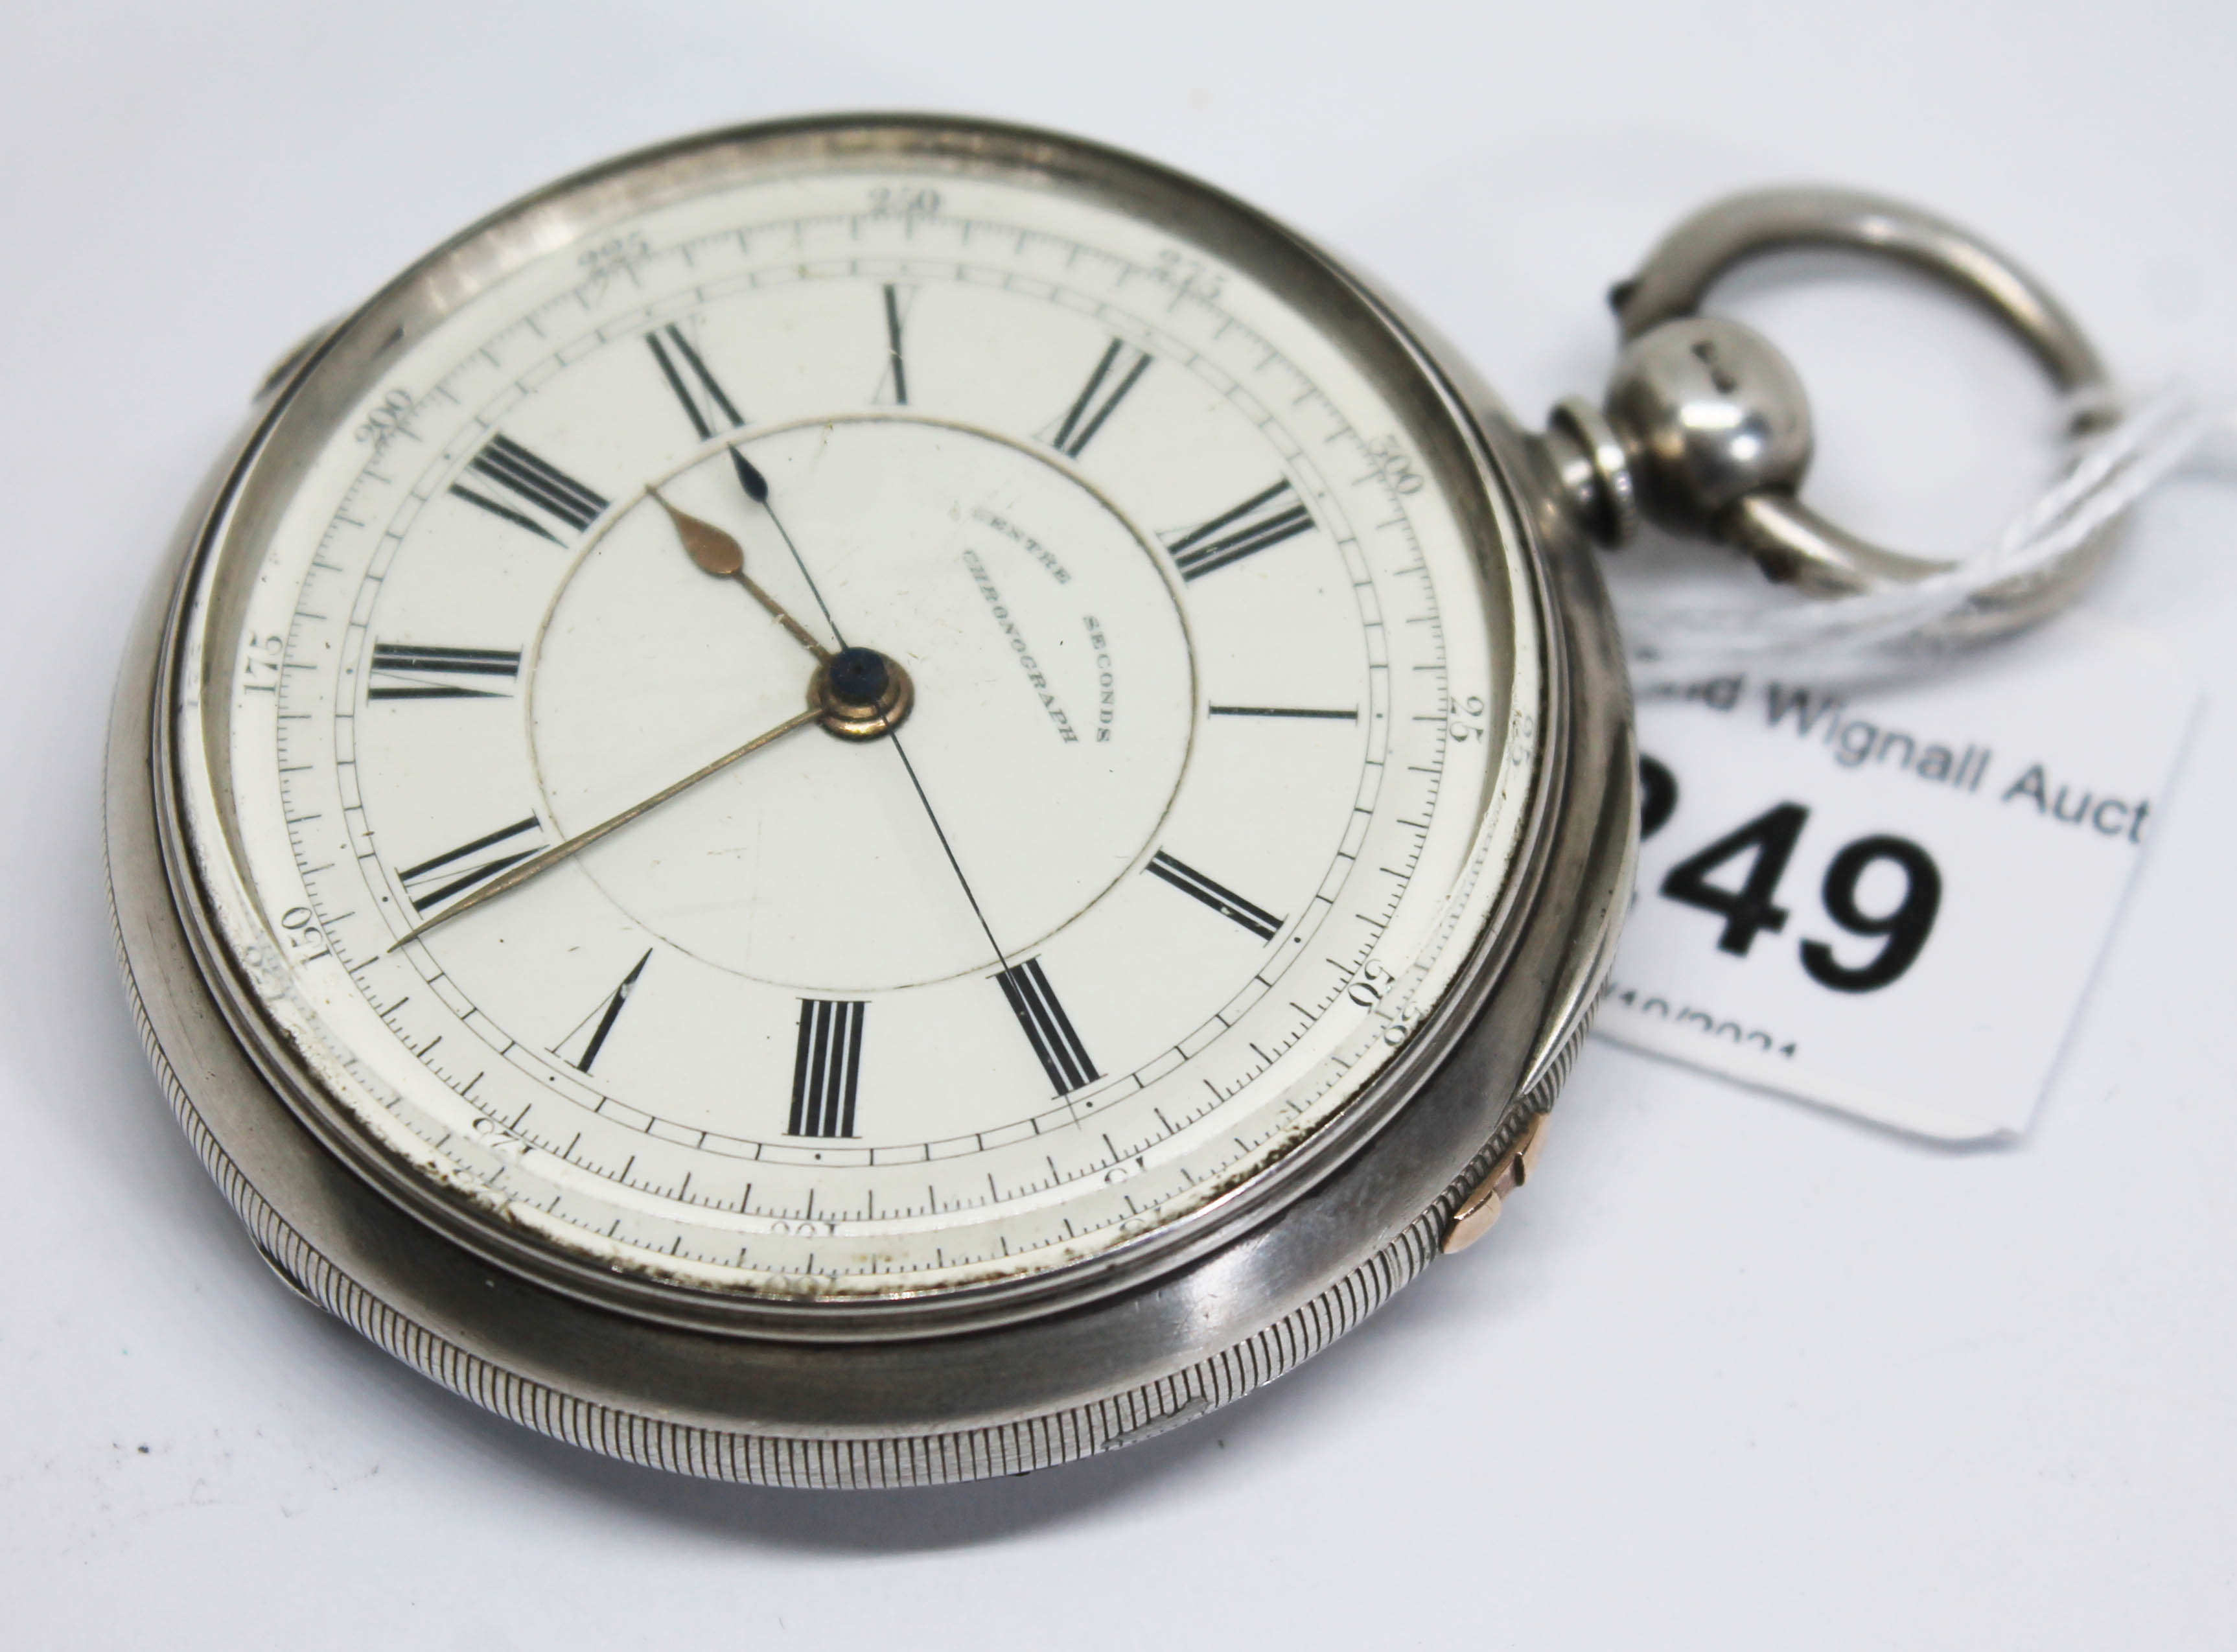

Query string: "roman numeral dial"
[[254, 172, 1490, 1307], [556, 949, 653, 1074], [367, 644, 520, 701], [1166, 480, 1313, 581], [1208, 704, 1358, 721], [450, 435, 607, 542], [877, 285, 910, 406], [1146, 850, 1284, 942], [647, 323, 769, 504], [396, 817, 543, 914], [647, 323, 746, 439], [996, 959, 1098, 1096], [790, 1000, 865, 1138], [1050, 338, 1151, 458]]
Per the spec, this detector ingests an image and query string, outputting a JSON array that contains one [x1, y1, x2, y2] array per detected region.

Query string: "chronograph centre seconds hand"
[[712, 451, 1014, 973], [886, 726, 1012, 972]]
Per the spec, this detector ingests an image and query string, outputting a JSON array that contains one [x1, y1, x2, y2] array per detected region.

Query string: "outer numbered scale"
[[110, 115, 2105, 1486]]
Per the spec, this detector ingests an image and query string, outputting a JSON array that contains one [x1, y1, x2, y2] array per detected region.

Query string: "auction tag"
[[1594, 614, 2201, 1139]]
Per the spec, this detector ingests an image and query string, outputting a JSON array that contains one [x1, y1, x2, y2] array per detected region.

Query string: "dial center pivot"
[[811, 646, 914, 739]]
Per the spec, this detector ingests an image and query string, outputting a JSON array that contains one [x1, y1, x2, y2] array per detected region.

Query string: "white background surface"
[[5, 4, 2234, 1646]]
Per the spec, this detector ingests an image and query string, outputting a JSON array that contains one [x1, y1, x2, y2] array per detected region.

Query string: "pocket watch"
[[108, 113, 2107, 1488]]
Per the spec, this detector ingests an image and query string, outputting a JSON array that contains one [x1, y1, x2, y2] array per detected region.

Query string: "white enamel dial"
[[178, 149, 1542, 1299]]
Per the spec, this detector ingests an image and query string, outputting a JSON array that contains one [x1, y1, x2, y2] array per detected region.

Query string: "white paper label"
[[1594, 614, 2201, 1139]]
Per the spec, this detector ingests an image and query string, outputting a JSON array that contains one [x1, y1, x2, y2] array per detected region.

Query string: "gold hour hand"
[[654, 491, 831, 662], [387, 704, 821, 950]]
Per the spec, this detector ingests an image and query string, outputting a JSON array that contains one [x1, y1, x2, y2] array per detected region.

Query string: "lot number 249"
[[1640, 755, 1943, 994]]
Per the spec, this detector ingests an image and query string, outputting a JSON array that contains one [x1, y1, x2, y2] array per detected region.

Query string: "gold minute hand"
[[654, 491, 831, 663], [387, 704, 821, 950]]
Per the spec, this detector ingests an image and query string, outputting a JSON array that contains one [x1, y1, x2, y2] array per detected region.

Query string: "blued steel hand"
[[655, 491, 831, 663], [717, 445, 850, 646], [388, 705, 820, 949]]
